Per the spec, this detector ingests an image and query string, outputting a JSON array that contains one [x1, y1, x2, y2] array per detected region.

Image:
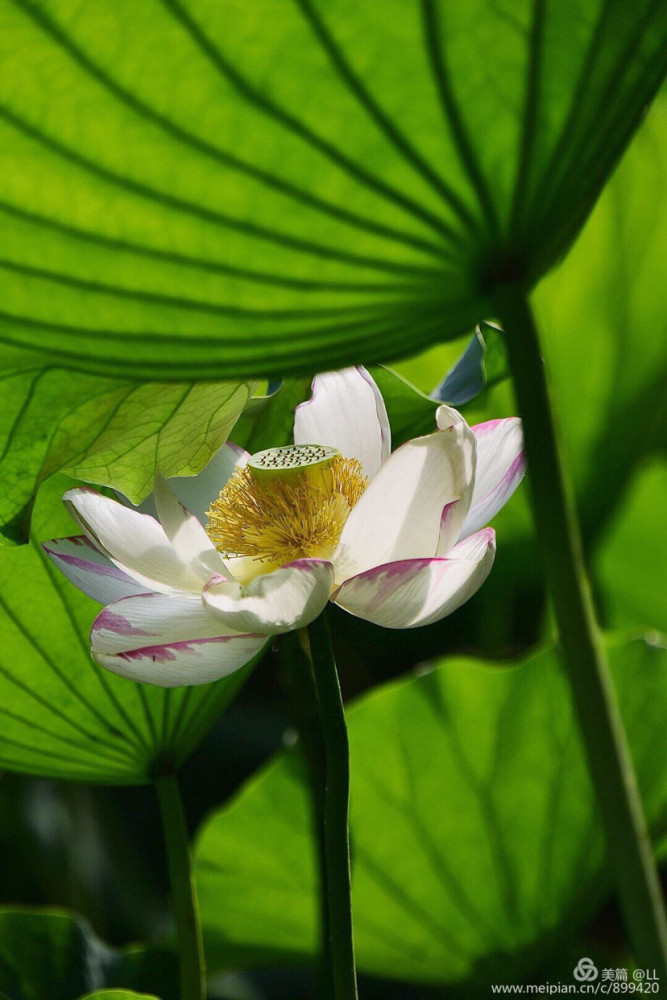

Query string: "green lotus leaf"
[[0, 907, 174, 1000], [0, 476, 264, 783], [196, 634, 667, 984], [0, 1, 665, 378], [0, 370, 252, 543]]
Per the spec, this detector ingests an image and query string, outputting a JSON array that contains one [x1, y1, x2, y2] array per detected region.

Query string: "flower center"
[[249, 443, 340, 487], [206, 444, 368, 574]]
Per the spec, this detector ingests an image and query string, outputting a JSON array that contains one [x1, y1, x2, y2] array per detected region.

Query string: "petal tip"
[[203, 572, 230, 592], [468, 527, 497, 553], [282, 557, 334, 572]]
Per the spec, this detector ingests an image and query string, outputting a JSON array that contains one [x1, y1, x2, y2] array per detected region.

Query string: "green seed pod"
[[248, 444, 339, 490]]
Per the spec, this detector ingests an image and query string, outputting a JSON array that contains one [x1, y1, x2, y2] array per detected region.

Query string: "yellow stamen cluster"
[[206, 455, 368, 569]]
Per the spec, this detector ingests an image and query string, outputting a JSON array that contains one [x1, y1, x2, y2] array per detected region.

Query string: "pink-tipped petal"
[[64, 488, 202, 595], [42, 536, 144, 605], [91, 592, 267, 687], [459, 418, 525, 539], [333, 421, 476, 581], [294, 367, 390, 479], [92, 592, 242, 652], [333, 529, 496, 629], [203, 559, 334, 635], [435, 500, 461, 557]]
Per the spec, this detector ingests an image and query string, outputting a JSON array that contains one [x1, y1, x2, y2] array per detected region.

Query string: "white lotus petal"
[[130, 441, 250, 525], [91, 592, 266, 687], [333, 529, 496, 629], [64, 488, 201, 595], [459, 419, 526, 539], [223, 554, 283, 586], [435, 403, 467, 431], [203, 559, 334, 635], [333, 422, 476, 581], [42, 536, 143, 605], [167, 442, 250, 525], [435, 500, 465, 557], [153, 473, 231, 582], [294, 367, 390, 478]]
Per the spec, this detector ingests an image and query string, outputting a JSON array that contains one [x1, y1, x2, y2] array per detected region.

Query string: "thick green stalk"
[[281, 631, 334, 999], [495, 284, 667, 974], [156, 772, 206, 1000], [307, 611, 359, 1000]]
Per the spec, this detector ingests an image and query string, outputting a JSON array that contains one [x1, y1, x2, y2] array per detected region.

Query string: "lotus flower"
[[44, 368, 524, 686]]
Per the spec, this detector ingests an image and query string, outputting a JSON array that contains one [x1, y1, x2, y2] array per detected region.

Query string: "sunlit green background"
[[0, 2, 666, 998]]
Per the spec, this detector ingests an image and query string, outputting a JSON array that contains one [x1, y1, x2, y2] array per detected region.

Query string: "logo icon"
[[574, 957, 599, 982]]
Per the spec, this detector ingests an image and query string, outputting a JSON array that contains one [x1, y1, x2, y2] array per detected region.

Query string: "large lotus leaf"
[[0, 908, 174, 1000], [195, 635, 667, 984], [532, 95, 667, 551], [79, 994, 160, 1000], [595, 459, 667, 634], [371, 89, 667, 663], [0, 476, 265, 783], [0, 369, 252, 543], [0, 0, 665, 378]]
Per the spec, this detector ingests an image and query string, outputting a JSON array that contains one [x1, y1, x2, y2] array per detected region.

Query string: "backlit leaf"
[[196, 635, 667, 984], [0, 477, 265, 784], [533, 95, 667, 553], [0, 1, 665, 378], [595, 460, 667, 633], [0, 370, 252, 543], [79, 994, 161, 1000], [0, 907, 174, 1000]]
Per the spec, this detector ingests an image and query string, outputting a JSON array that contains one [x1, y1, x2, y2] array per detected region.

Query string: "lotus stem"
[[306, 611, 359, 999], [156, 771, 206, 1000], [495, 283, 667, 975]]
